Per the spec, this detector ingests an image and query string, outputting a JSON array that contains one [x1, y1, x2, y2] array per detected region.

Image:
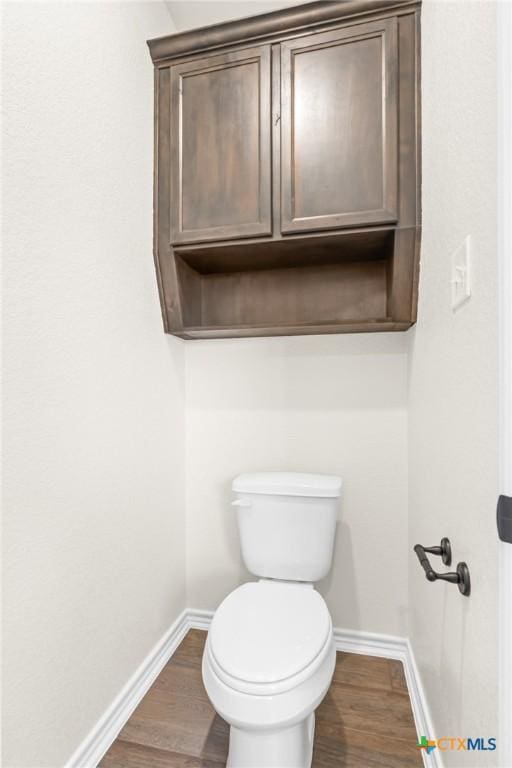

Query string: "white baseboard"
[[67, 608, 441, 768], [187, 607, 214, 631], [66, 609, 190, 768], [333, 627, 442, 768], [404, 639, 443, 768], [333, 626, 409, 659]]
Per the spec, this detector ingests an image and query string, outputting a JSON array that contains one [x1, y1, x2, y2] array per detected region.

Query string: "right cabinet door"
[[280, 18, 398, 234]]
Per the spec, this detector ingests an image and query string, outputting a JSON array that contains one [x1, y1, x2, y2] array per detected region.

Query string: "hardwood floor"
[[100, 629, 422, 768]]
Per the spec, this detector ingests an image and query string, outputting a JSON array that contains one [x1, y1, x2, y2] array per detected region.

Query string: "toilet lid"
[[209, 582, 331, 685]]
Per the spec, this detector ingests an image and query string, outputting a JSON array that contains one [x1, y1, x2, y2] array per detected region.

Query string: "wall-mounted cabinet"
[[148, 0, 421, 339]]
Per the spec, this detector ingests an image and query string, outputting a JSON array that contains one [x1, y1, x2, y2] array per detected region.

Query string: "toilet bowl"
[[202, 472, 342, 768], [202, 580, 336, 768]]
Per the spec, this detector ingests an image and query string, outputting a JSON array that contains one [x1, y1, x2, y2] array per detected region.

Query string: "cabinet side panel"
[[387, 226, 419, 320], [156, 67, 184, 331], [153, 68, 168, 331], [397, 11, 420, 227]]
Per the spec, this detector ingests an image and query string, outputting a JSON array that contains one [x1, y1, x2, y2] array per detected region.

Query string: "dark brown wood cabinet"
[[148, 0, 421, 339], [170, 46, 272, 245], [280, 18, 398, 233]]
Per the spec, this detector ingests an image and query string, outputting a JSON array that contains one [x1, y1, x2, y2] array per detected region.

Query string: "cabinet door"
[[170, 46, 272, 245], [280, 19, 398, 234]]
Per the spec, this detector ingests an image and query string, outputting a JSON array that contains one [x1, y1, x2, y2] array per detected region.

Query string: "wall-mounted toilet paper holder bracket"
[[422, 536, 452, 566], [413, 539, 471, 597]]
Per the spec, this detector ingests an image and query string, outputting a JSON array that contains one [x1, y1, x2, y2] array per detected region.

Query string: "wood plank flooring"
[[100, 629, 422, 768]]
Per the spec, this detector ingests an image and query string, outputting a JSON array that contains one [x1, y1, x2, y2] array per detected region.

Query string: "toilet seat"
[[208, 581, 332, 696]]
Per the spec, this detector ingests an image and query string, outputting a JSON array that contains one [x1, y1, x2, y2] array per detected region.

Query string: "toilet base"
[[227, 713, 315, 768]]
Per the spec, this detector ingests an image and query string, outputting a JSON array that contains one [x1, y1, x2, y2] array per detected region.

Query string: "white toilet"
[[202, 472, 342, 768]]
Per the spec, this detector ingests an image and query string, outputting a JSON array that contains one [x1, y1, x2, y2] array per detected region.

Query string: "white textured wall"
[[2, 1, 501, 766], [408, 1, 498, 764], [166, 0, 300, 31], [1, 3, 183, 767], [186, 333, 409, 635]]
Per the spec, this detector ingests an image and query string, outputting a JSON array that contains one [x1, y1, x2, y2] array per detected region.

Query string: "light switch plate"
[[451, 235, 471, 310]]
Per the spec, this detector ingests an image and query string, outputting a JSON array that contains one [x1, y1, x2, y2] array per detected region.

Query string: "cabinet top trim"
[[147, 0, 420, 64]]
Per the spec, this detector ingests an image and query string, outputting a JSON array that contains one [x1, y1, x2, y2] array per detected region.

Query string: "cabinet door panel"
[[170, 46, 272, 245], [281, 19, 398, 234]]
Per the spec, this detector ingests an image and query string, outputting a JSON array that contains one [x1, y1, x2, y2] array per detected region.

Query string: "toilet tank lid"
[[232, 472, 342, 498]]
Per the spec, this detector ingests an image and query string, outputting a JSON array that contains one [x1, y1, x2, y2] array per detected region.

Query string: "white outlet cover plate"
[[451, 235, 471, 310]]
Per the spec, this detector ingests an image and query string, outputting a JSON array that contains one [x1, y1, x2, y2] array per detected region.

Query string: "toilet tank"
[[233, 472, 342, 582]]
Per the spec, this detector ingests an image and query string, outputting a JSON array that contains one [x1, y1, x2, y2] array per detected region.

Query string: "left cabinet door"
[[170, 46, 272, 245]]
